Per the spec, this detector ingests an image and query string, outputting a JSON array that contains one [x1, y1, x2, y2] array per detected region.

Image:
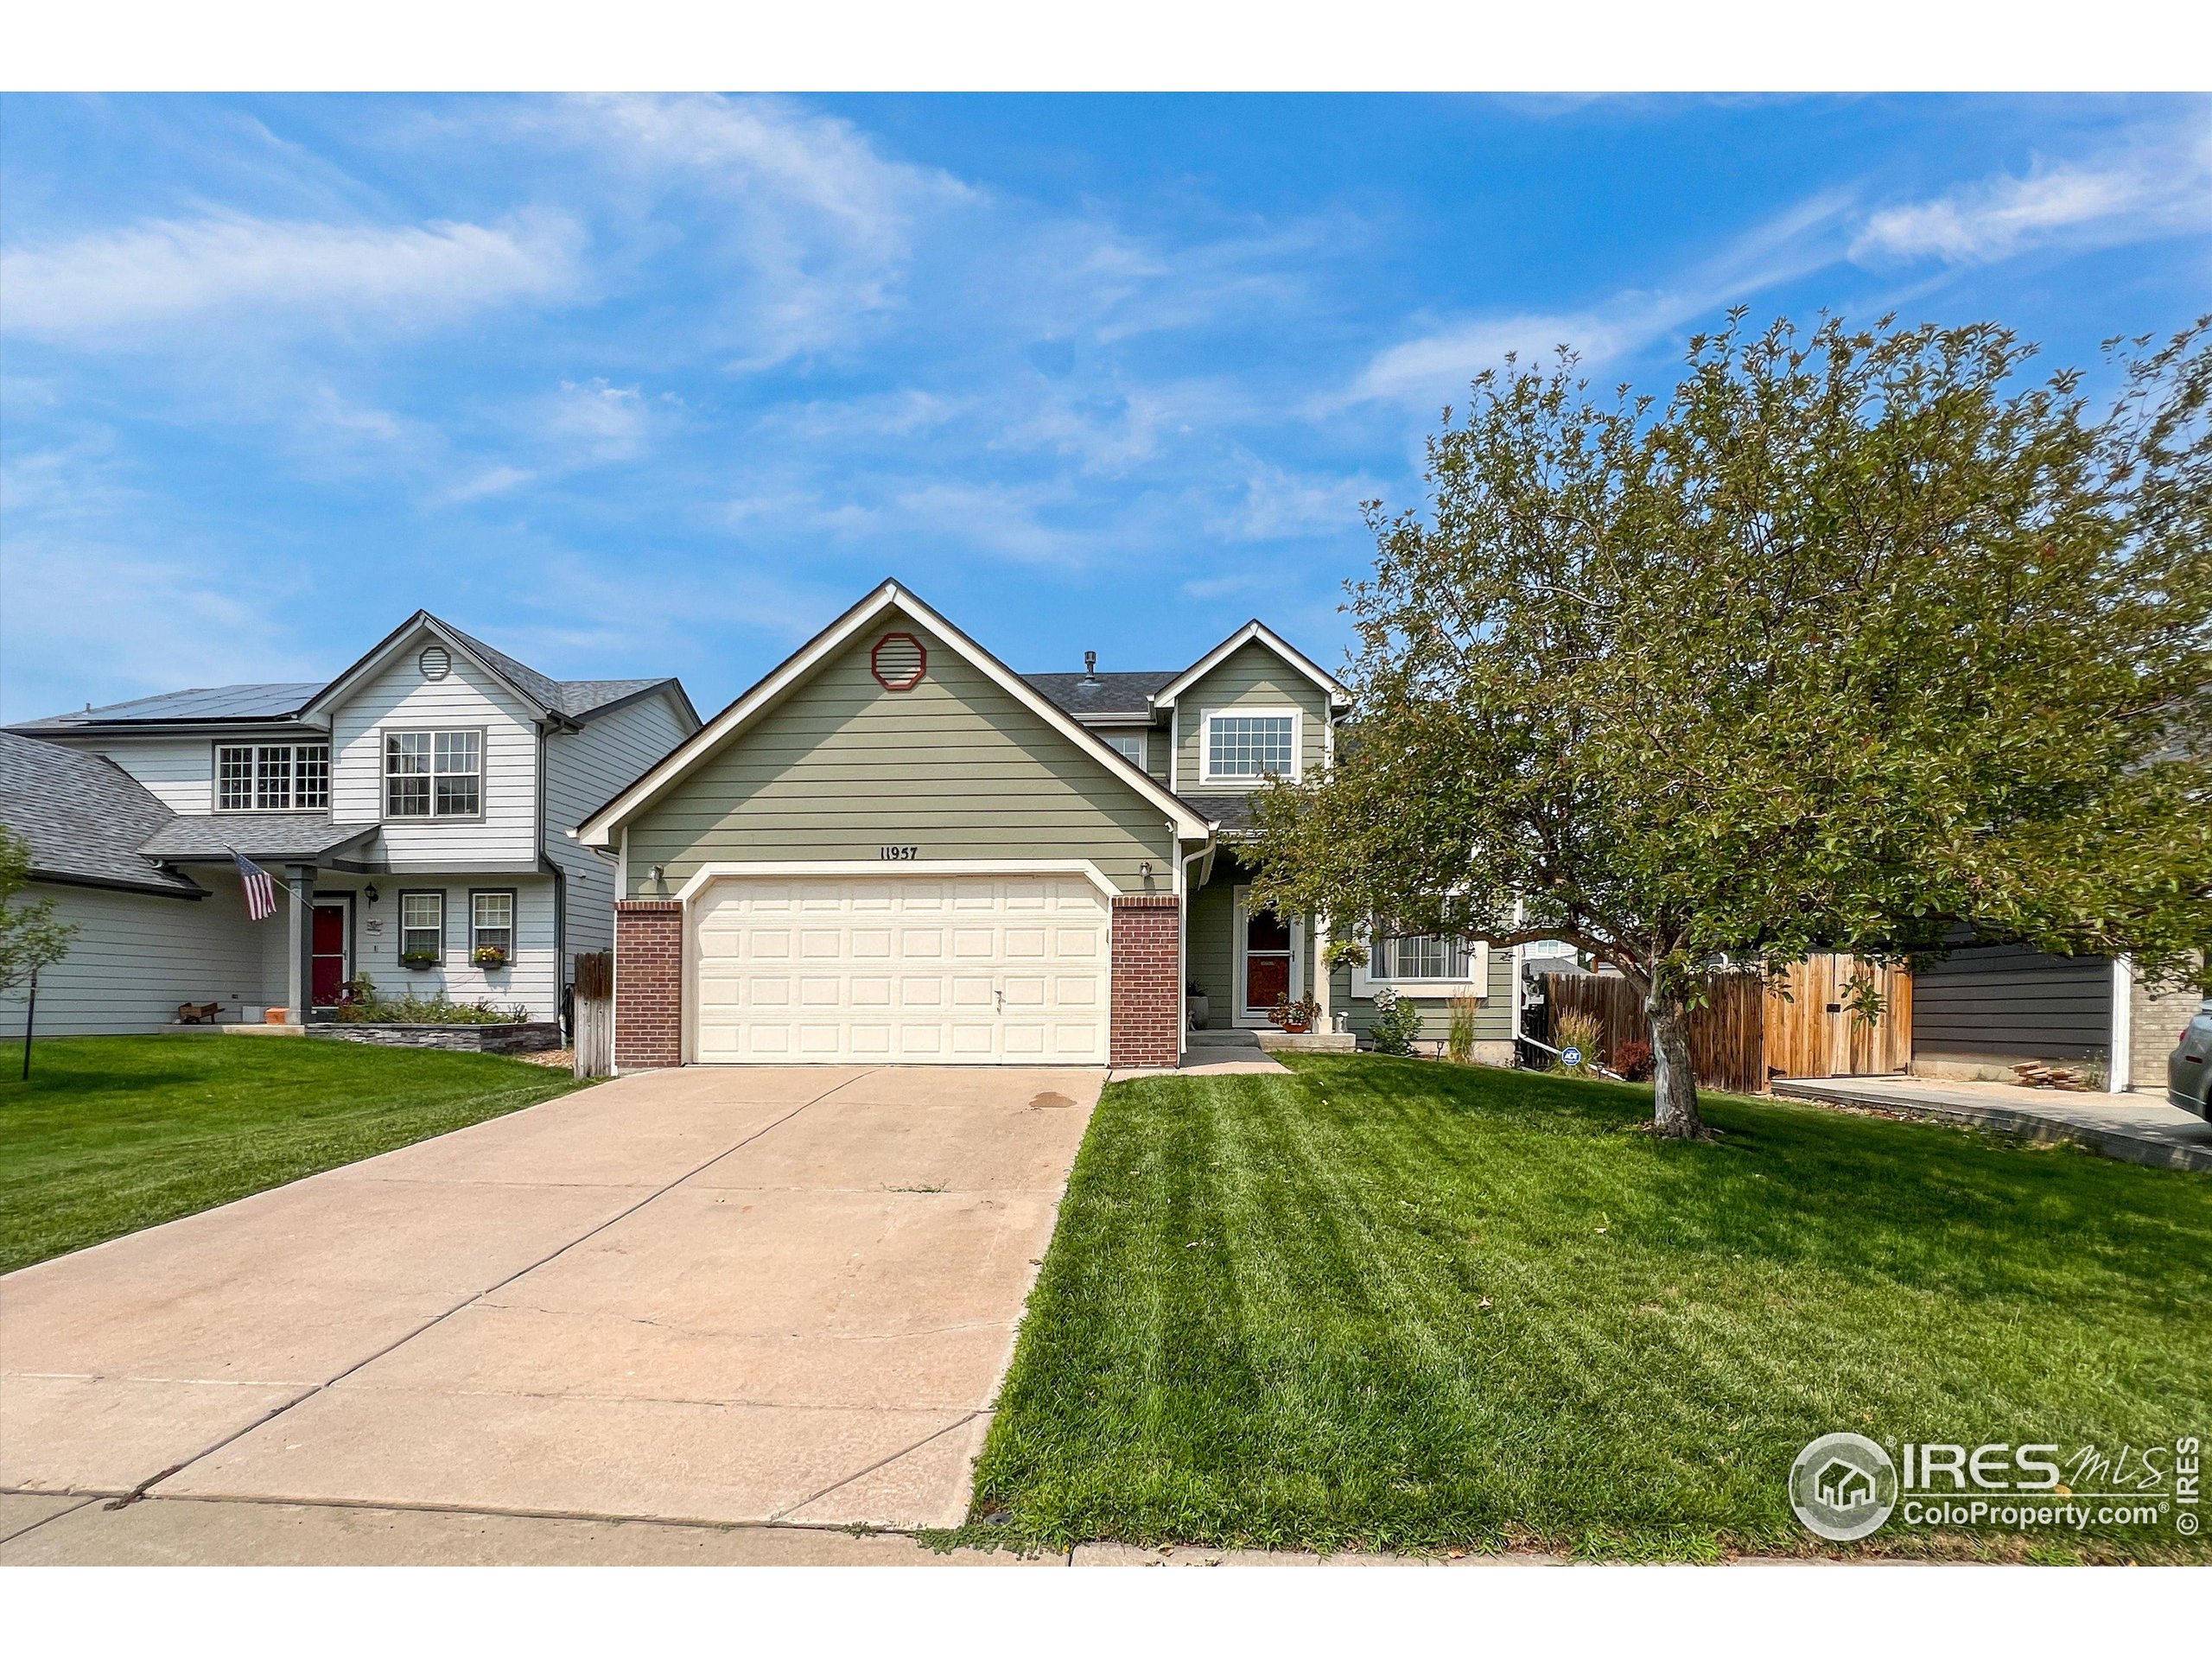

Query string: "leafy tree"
[[1249, 312, 2212, 1137], [1, 822, 77, 1018]]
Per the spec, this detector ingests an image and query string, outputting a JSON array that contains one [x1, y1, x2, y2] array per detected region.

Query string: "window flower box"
[[398, 950, 439, 970], [473, 944, 510, 969]]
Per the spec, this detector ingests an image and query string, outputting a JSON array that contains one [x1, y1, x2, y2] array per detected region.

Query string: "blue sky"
[[3, 92, 2208, 721]]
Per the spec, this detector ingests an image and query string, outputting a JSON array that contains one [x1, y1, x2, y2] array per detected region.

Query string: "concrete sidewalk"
[[1, 1065, 1101, 1535], [0, 1492, 1565, 1566], [1770, 1075, 2212, 1171]]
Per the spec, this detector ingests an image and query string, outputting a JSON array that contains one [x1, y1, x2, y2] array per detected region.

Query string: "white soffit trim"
[[674, 858, 1122, 904], [1151, 620, 1351, 709], [578, 581, 1214, 846]]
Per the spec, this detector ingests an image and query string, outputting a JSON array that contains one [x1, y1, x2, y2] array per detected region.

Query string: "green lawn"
[[971, 1056, 2212, 1561], [0, 1034, 587, 1273]]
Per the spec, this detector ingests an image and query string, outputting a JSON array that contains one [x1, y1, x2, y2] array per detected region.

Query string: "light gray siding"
[[0, 876, 264, 1036], [87, 736, 219, 815], [331, 874, 560, 1019], [1331, 950, 1514, 1042], [1171, 642, 1331, 793], [327, 647, 540, 871], [624, 609, 1177, 899], [543, 690, 694, 969]]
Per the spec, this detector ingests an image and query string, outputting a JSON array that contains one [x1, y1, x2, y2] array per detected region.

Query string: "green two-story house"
[[578, 582, 1513, 1070]]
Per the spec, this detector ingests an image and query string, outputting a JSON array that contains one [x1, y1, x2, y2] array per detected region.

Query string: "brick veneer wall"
[[614, 899, 683, 1069], [1110, 894, 1181, 1069]]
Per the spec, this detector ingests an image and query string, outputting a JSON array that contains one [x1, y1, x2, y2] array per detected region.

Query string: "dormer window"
[[216, 743, 329, 811], [385, 729, 482, 818]]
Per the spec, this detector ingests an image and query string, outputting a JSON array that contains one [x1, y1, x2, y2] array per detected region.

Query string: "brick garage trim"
[[1110, 893, 1180, 1069], [614, 899, 683, 1069]]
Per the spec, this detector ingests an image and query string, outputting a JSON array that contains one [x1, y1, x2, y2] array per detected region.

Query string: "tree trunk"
[[1645, 990, 1704, 1138]]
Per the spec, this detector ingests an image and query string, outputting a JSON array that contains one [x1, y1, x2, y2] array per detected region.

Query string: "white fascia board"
[[302, 612, 554, 724], [579, 581, 1212, 847], [1150, 620, 1351, 710]]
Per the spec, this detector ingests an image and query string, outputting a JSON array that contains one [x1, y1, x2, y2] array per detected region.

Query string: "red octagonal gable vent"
[[870, 632, 927, 691]]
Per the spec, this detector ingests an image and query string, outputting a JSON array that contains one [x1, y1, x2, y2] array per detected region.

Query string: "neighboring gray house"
[[1, 612, 696, 1035], [578, 582, 1515, 1071]]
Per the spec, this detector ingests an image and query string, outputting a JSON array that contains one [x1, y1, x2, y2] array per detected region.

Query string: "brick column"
[[1110, 894, 1181, 1069], [614, 899, 683, 1069]]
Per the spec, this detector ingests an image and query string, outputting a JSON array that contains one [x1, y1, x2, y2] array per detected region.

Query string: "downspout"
[[2109, 957, 2133, 1095], [537, 718, 567, 1032], [1179, 832, 1215, 1054]]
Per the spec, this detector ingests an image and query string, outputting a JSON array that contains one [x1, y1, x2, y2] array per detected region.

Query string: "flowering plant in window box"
[[473, 944, 510, 969], [1268, 992, 1320, 1034], [398, 950, 438, 970]]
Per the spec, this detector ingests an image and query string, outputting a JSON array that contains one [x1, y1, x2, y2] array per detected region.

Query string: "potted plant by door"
[[1269, 992, 1320, 1034], [1185, 980, 1210, 1031]]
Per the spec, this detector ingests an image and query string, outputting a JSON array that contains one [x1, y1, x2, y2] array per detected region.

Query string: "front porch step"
[[1185, 1027, 1264, 1051], [1255, 1030, 1358, 1052]]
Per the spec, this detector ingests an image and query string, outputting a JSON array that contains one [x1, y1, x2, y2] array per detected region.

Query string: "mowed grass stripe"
[[971, 1055, 2212, 1560]]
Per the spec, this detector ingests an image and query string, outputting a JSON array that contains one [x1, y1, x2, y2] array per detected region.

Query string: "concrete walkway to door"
[[0, 1065, 1099, 1549]]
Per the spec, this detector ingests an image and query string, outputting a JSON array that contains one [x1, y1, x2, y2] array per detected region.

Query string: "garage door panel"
[[690, 873, 1116, 1065]]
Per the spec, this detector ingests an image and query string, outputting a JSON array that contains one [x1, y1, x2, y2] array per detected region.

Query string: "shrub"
[[1550, 1008, 1603, 1073], [1368, 987, 1425, 1057], [1446, 995, 1480, 1064], [1612, 1038, 1656, 1082], [332, 989, 531, 1026]]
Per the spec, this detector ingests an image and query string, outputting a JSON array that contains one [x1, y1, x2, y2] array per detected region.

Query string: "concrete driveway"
[[0, 1065, 1098, 1543]]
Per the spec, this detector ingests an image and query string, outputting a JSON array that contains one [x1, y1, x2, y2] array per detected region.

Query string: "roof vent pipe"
[[1083, 651, 1097, 681]]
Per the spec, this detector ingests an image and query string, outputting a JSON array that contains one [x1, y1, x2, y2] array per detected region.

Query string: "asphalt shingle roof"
[[1022, 670, 1179, 718], [0, 733, 200, 895], [1182, 792, 1259, 832], [137, 815, 381, 863]]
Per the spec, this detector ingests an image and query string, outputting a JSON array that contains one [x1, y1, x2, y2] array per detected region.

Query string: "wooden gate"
[[572, 950, 613, 1079], [1536, 954, 1910, 1091]]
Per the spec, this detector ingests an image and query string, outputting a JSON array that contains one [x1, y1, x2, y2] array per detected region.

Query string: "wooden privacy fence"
[[572, 950, 613, 1079], [1539, 955, 1911, 1094]]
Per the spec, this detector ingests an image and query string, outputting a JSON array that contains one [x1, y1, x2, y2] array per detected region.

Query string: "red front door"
[[1243, 907, 1293, 1013], [311, 902, 348, 1005]]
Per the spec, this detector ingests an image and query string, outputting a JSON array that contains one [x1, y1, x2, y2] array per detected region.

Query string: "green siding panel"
[[1172, 641, 1332, 791], [625, 609, 1178, 898], [1330, 948, 1516, 1039]]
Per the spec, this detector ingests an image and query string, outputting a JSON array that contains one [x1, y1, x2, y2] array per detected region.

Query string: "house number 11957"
[[880, 845, 919, 860]]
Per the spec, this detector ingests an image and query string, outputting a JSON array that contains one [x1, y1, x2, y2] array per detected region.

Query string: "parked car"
[[2171, 1000, 2212, 1120]]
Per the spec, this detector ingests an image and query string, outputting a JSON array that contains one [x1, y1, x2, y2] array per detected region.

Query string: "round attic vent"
[[870, 632, 926, 691], [419, 645, 452, 681]]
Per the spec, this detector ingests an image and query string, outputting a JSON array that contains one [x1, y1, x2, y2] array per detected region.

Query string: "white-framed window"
[[1104, 730, 1148, 769], [470, 890, 514, 957], [385, 729, 482, 818], [1203, 709, 1298, 780], [1372, 933, 1477, 982], [399, 891, 444, 959], [215, 743, 330, 811]]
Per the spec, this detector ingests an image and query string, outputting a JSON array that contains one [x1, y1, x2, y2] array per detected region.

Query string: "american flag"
[[234, 852, 278, 922]]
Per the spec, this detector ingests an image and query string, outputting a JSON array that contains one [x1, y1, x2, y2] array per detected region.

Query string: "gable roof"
[[577, 582, 1215, 847], [1022, 670, 1179, 719], [0, 733, 202, 896], [1151, 620, 1351, 709]]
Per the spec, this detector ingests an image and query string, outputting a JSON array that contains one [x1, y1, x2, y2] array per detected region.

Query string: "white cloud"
[[477, 93, 976, 370], [542, 378, 653, 465], [1850, 126, 2212, 266], [1342, 189, 1859, 409], [434, 464, 536, 506], [1205, 460, 1376, 543], [0, 210, 583, 342]]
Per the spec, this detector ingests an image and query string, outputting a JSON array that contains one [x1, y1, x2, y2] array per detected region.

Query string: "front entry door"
[[1234, 885, 1301, 1024], [311, 899, 350, 1006]]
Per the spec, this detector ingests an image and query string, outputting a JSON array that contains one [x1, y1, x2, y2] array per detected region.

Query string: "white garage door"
[[690, 873, 1111, 1065]]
